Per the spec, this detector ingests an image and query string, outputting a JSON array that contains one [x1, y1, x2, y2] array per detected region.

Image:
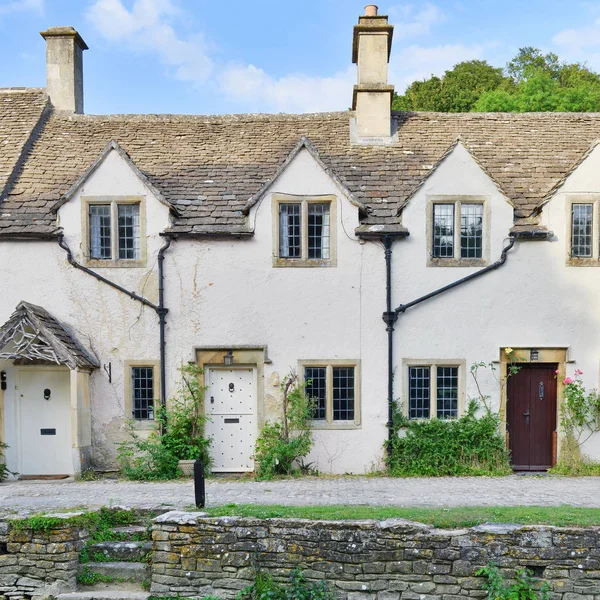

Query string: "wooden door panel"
[[529, 369, 556, 470], [507, 368, 530, 469], [507, 364, 557, 471]]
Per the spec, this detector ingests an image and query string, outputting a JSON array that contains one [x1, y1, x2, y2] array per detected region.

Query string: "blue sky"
[[2, 0, 600, 115]]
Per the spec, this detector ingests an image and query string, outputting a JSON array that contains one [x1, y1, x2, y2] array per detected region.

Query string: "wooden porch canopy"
[[0, 301, 99, 370]]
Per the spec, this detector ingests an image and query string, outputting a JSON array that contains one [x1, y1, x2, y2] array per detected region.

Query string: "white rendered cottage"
[[1, 7, 600, 476]]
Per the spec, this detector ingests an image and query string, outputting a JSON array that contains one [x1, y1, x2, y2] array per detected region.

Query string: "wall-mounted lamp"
[[530, 348, 539, 361], [0, 372, 6, 391], [43, 388, 51, 401], [223, 350, 234, 366]]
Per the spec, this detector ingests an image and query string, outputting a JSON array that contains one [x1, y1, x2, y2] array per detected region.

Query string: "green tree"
[[393, 60, 508, 112], [394, 47, 600, 113]]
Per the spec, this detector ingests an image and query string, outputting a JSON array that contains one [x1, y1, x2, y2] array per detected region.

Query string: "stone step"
[[109, 526, 149, 538], [59, 591, 149, 600], [79, 562, 148, 583], [87, 541, 152, 562]]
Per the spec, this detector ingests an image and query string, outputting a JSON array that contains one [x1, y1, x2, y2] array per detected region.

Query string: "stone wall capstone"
[[151, 511, 600, 600]]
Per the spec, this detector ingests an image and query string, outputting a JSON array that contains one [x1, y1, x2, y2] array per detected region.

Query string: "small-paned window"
[[302, 361, 360, 427], [305, 366, 326, 419], [460, 204, 483, 258], [118, 204, 141, 259], [430, 198, 486, 265], [132, 366, 155, 420], [274, 195, 336, 267], [407, 363, 461, 419], [85, 197, 144, 265], [279, 203, 302, 258], [432, 204, 454, 258], [89, 205, 112, 260], [307, 203, 331, 259], [571, 203, 593, 258]]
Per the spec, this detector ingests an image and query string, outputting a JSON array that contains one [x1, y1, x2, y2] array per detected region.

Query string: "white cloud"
[[0, 0, 43, 17], [552, 18, 600, 70], [85, 0, 213, 84], [85, 0, 483, 113], [388, 2, 445, 39], [390, 43, 485, 92], [218, 65, 355, 113]]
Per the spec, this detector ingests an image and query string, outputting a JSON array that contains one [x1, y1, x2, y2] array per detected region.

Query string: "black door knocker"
[[229, 383, 235, 392]]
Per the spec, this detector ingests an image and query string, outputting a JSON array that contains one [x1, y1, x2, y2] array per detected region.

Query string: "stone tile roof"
[[0, 301, 99, 370], [4, 105, 600, 236], [0, 89, 49, 233]]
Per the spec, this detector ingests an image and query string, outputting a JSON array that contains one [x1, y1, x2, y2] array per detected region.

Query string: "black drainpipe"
[[381, 236, 397, 450], [58, 234, 173, 416], [157, 236, 172, 414], [383, 237, 517, 454]]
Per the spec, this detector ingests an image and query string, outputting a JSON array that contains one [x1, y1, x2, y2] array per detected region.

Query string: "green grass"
[[204, 504, 600, 528]]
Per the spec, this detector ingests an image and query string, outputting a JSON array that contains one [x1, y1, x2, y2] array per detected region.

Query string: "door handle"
[[539, 382, 544, 400], [523, 410, 530, 425]]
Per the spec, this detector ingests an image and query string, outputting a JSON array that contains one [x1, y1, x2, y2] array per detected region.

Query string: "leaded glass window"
[[89, 205, 112, 260], [305, 367, 326, 420], [308, 203, 330, 259], [460, 204, 483, 259], [408, 364, 461, 420], [433, 204, 454, 258], [118, 204, 141, 260], [132, 366, 155, 420], [333, 367, 354, 421], [409, 366, 430, 419], [571, 204, 593, 258], [279, 203, 301, 258], [302, 363, 358, 424], [436, 366, 458, 419]]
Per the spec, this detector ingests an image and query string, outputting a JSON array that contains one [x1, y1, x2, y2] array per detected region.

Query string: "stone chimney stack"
[[352, 5, 395, 139], [40, 26, 88, 113]]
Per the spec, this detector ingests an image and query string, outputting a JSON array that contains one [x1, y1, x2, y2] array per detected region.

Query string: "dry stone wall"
[[0, 513, 88, 600], [151, 511, 600, 600]]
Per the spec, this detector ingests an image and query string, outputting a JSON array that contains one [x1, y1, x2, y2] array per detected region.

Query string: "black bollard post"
[[194, 459, 205, 508]]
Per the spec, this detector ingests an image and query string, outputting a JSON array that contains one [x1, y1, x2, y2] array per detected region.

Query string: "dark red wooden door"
[[506, 365, 557, 471]]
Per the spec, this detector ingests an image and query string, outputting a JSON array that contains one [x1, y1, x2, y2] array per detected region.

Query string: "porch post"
[[70, 369, 92, 474]]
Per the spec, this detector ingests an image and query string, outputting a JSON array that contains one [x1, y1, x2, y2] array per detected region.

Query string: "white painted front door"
[[16, 368, 72, 475], [205, 366, 256, 472]]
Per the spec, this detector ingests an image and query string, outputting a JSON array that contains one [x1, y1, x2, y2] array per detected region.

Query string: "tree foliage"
[[393, 47, 600, 112]]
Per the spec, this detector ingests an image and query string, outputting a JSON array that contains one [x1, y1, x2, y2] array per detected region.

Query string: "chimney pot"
[[40, 26, 88, 113], [364, 5, 378, 16]]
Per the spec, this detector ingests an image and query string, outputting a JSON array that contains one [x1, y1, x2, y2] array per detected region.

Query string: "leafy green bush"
[[237, 569, 334, 600], [118, 363, 212, 480], [477, 564, 550, 600], [550, 370, 600, 475], [254, 372, 314, 480], [386, 401, 511, 477]]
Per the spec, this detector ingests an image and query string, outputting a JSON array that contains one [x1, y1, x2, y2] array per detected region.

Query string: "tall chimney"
[[352, 5, 394, 139], [40, 26, 88, 113]]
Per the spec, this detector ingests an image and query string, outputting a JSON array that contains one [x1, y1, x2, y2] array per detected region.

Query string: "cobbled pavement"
[[0, 475, 597, 514]]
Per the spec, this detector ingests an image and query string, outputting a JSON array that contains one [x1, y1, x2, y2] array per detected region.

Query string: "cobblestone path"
[[0, 475, 596, 514]]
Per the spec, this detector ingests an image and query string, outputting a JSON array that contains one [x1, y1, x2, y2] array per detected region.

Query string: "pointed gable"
[[51, 140, 177, 215], [0, 302, 99, 370]]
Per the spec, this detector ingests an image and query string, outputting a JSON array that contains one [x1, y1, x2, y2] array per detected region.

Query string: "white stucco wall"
[[0, 148, 171, 472], [5, 137, 600, 475], [166, 148, 389, 473], [395, 143, 600, 460]]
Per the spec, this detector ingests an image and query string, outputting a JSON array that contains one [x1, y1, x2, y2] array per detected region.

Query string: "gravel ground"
[[0, 475, 597, 514]]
